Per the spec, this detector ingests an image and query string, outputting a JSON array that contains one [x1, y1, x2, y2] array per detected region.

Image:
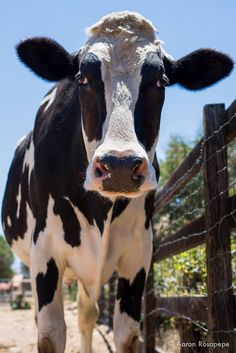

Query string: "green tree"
[[0, 236, 14, 279]]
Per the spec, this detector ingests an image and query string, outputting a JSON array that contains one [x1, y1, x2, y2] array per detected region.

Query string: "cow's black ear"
[[16, 37, 78, 81], [164, 49, 233, 90]]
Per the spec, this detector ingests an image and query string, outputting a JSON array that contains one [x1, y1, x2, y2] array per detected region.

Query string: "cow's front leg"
[[114, 227, 153, 353], [77, 281, 99, 353], [31, 244, 66, 353]]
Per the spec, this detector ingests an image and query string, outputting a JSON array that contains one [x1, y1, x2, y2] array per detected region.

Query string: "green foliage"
[[0, 236, 14, 279], [155, 245, 207, 296]]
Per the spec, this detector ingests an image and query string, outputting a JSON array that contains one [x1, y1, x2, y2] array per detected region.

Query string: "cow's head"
[[17, 12, 233, 198]]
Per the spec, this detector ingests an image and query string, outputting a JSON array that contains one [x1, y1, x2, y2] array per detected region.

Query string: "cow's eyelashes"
[[156, 74, 169, 88], [75, 72, 89, 87]]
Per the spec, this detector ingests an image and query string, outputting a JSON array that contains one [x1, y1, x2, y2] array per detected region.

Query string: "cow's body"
[[1, 11, 233, 353]]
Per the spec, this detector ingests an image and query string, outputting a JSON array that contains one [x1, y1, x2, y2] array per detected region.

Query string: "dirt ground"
[[0, 303, 115, 353]]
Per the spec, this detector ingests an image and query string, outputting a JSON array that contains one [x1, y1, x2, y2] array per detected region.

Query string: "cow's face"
[[79, 15, 167, 198], [16, 12, 233, 199]]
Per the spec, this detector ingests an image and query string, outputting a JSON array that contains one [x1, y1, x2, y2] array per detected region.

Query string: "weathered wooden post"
[[108, 272, 116, 328], [204, 104, 235, 353], [176, 319, 204, 353], [98, 285, 106, 323]]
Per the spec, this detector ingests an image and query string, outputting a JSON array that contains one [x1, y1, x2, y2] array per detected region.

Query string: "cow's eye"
[[157, 74, 169, 88], [75, 72, 89, 86], [79, 76, 89, 86]]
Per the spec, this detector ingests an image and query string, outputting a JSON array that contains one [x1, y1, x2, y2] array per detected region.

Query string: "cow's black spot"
[[141, 52, 164, 85], [73, 191, 113, 235], [33, 219, 47, 244], [134, 52, 164, 151], [117, 268, 146, 322], [111, 198, 130, 223], [79, 53, 107, 142], [144, 191, 155, 229], [80, 53, 103, 82], [36, 258, 59, 312], [53, 197, 81, 247], [32, 188, 49, 244], [153, 153, 160, 183]]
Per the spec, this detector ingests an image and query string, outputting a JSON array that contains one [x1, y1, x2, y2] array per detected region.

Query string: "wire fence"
[[98, 100, 236, 353]]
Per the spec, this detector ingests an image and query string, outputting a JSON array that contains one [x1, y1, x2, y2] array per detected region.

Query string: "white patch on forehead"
[[23, 138, 35, 185], [40, 87, 57, 112], [7, 216, 12, 227], [16, 184, 22, 219]]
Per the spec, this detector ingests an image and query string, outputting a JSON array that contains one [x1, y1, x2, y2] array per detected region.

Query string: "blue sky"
[[0, 0, 235, 239]]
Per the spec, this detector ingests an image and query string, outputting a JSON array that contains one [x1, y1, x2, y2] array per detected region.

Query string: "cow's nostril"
[[94, 162, 109, 178], [93, 155, 148, 191], [131, 159, 147, 184], [94, 167, 103, 178], [132, 169, 145, 183], [132, 164, 142, 180]]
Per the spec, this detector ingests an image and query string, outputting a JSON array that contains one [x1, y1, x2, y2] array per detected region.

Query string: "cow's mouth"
[[98, 189, 145, 199], [84, 153, 157, 198], [84, 174, 157, 199]]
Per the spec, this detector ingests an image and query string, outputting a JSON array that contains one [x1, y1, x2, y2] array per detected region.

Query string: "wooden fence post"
[[176, 319, 204, 353], [98, 285, 106, 323], [108, 272, 116, 328], [203, 104, 235, 353], [143, 250, 156, 353]]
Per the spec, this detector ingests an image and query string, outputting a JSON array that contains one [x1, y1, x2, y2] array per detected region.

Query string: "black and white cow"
[[1, 11, 233, 353]]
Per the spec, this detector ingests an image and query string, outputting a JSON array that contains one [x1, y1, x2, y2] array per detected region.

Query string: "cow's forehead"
[[80, 39, 163, 76]]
